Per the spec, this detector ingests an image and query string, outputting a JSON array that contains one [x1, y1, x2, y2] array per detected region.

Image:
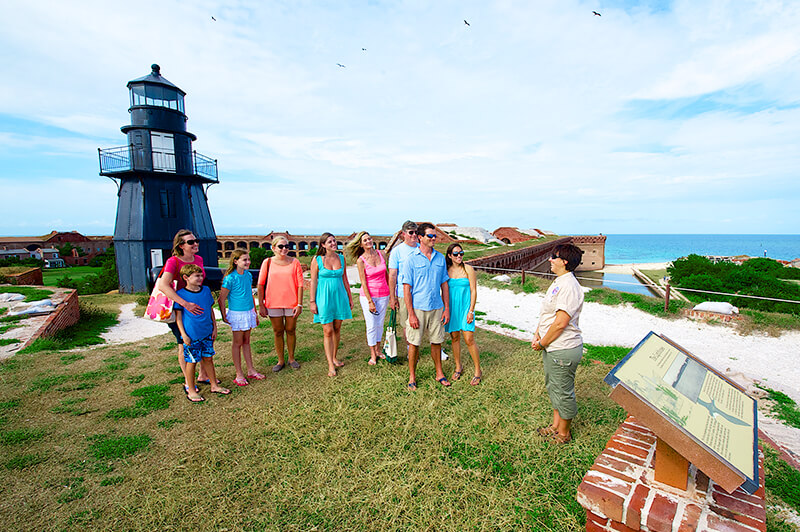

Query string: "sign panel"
[[605, 332, 759, 494]]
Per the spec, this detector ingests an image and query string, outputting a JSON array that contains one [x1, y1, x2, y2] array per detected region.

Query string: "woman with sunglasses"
[[445, 244, 482, 385], [310, 232, 352, 376], [345, 231, 390, 366], [258, 236, 304, 372], [157, 229, 212, 388], [531, 244, 585, 444]]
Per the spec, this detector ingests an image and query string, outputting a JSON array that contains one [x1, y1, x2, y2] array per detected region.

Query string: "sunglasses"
[[276, 244, 288, 249], [550, 254, 563, 260], [424, 234, 437, 239], [182, 239, 198, 245], [451, 251, 465, 256]]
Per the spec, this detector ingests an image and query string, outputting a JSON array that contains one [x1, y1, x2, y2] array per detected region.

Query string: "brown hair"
[[553, 244, 584, 272], [445, 243, 465, 270], [171, 229, 194, 257], [224, 249, 248, 278], [316, 232, 336, 256], [180, 263, 203, 278]]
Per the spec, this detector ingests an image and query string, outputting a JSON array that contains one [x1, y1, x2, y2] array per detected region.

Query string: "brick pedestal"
[[577, 416, 765, 531]]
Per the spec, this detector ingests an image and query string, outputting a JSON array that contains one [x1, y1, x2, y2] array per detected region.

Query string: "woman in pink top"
[[156, 229, 212, 388], [345, 231, 390, 365], [257, 236, 304, 372]]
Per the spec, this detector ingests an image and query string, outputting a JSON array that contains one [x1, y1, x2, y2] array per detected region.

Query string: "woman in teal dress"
[[445, 243, 482, 385], [310, 232, 353, 376]]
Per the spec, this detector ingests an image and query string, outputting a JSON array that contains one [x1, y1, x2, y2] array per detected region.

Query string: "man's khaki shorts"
[[405, 307, 445, 346], [398, 297, 408, 332]]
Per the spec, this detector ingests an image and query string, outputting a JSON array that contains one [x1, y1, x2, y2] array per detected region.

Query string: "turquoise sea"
[[604, 234, 800, 264], [577, 234, 800, 296]]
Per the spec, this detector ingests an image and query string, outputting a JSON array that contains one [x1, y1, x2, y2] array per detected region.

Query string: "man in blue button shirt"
[[401, 222, 450, 389]]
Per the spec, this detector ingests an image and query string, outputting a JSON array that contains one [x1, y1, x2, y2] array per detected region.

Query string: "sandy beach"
[[599, 262, 670, 274]]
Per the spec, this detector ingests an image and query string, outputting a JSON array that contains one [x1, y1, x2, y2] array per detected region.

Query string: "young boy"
[[174, 264, 230, 402]]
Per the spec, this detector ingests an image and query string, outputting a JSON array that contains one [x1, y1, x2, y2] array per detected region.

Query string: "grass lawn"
[[0, 292, 627, 531], [0, 292, 795, 530], [42, 266, 102, 287]]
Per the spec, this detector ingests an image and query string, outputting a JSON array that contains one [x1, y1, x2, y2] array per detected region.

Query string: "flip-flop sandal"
[[451, 370, 463, 382], [288, 361, 301, 370], [368, 359, 377, 366], [436, 377, 451, 387], [408, 382, 417, 390], [247, 373, 266, 380], [272, 363, 285, 372], [197, 379, 221, 385], [233, 377, 249, 387], [211, 388, 231, 395], [186, 395, 205, 403], [470, 374, 482, 386], [333, 361, 345, 368], [183, 384, 200, 394]]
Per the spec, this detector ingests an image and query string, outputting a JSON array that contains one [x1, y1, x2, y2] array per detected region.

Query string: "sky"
[[1, 0, 799, 237]]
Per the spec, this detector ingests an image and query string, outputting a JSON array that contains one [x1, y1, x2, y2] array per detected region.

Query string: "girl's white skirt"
[[227, 309, 257, 331]]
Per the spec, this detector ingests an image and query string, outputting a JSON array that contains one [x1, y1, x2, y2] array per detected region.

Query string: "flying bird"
[[464, 19, 470, 26], [337, 63, 346, 68], [211, 16, 216, 21], [592, 11, 601, 16]]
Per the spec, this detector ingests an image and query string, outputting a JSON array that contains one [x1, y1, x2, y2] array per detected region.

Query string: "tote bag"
[[383, 308, 398, 363], [143, 268, 177, 323]]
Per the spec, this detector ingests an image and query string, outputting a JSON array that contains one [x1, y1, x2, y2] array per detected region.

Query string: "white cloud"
[[0, 0, 799, 235]]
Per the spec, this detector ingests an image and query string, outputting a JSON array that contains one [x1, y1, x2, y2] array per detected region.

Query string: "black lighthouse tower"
[[99, 64, 219, 293]]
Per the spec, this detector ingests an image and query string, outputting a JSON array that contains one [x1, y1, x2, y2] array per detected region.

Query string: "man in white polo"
[[401, 222, 450, 390]]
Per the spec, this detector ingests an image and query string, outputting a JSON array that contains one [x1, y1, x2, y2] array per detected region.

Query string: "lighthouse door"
[[151, 132, 176, 172]]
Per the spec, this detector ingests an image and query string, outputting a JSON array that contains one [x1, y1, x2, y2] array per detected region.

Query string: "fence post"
[[521, 270, 526, 286], [664, 282, 671, 312]]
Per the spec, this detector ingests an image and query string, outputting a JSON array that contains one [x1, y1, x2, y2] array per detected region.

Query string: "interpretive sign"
[[605, 331, 759, 494]]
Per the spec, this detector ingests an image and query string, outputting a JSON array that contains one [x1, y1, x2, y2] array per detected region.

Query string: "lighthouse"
[[99, 64, 219, 293]]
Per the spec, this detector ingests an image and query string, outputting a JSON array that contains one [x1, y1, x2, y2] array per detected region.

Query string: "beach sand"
[[600, 262, 670, 274]]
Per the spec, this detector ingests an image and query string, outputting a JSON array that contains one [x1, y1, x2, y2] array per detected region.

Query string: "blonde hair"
[[271, 236, 288, 249], [345, 231, 370, 262], [224, 249, 248, 277], [171, 229, 194, 257]]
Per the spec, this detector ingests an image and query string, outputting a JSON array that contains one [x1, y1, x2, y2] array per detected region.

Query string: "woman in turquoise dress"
[[310, 232, 353, 376], [445, 243, 482, 385]]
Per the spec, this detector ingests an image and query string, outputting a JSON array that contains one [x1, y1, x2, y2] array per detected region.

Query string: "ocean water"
[[604, 234, 800, 264]]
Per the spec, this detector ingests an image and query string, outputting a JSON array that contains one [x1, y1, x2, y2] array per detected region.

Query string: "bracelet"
[[297, 304, 303, 307]]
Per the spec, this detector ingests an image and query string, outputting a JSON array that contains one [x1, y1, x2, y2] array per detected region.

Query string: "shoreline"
[[600, 262, 670, 274]]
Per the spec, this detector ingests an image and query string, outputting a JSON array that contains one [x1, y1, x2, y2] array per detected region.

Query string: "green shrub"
[[669, 255, 800, 315]]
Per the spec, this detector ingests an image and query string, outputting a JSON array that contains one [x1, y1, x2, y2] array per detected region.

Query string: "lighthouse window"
[[151, 132, 176, 172], [159, 189, 176, 219], [130, 85, 146, 107], [129, 85, 184, 112]]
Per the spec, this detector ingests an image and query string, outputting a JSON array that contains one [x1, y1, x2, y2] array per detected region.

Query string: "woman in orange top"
[[257, 236, 304, 372]]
